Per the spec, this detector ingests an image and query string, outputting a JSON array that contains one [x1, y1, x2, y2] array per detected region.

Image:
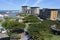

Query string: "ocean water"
[[0, 10, 19, 13], [0, 10, 20, 18]]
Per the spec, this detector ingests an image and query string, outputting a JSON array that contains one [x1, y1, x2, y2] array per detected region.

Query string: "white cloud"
[[32, 0, 43, 6]]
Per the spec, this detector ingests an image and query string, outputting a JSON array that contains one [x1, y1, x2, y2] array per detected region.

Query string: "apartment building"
[[39, 9, 58, 20], [22, 6, 30, 14], [31, 7, 40, 15], [22, 6, 60, 20], [39, 8, 51, 20], [50, 9, 58, 20], [57, 10, 60, 20], [22, 6, 40, 15]]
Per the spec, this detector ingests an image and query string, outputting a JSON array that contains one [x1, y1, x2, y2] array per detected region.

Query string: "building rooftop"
[[22, 6, 29, 7], [40, 8, 60, 11], [31, 7, 39, 8], [50, 9, 59, 10]]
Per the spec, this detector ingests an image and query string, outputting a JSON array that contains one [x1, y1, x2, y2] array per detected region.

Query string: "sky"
[[0, 0, 60, 10]]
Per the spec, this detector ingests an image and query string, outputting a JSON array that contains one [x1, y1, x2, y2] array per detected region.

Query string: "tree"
[[4, 16, 9, 20], [55, 22, 60, 29], [2, 20, 25, 38], [0, 19, 3, 22], [42, 20, 60, 29], [18, 13, 28, 17], [24, 15, 40, 23], [28, 23, 52, 40], [2, 20, 25, 30]]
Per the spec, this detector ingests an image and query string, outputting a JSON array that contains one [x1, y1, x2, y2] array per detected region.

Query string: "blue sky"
[[0, 0, 60, 10]]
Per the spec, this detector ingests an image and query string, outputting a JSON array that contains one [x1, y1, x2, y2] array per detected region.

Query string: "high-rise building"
[[22, 6, 40, 15], [50, 10, 58, 20], [39, 8, 51, 20], [39, 9, 58, 20], [22, 6, 30, 13], [57, 10, 60, 20], [21, 6, 59, 21], [31, 7, 40, 15]]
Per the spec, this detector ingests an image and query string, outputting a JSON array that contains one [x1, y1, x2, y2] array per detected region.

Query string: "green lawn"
[[45, 35, 60, 40], [51, 35, 60, 40]]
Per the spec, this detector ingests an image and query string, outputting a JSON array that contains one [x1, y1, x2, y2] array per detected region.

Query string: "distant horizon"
[[0, 7, 60, 10], [0, 9, 19, 11]]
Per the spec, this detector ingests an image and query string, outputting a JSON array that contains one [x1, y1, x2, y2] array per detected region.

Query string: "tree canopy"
[[28, 23, 52, 40], [24, 15, 40, 23], [2, 20, 25, 30], [2, 13, 60, 40]]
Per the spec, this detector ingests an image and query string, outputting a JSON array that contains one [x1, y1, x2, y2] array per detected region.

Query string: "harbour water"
[[0, 10, 20, 18]]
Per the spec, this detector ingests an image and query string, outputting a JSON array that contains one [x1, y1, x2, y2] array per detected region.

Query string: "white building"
[[31, 7, 40, 15], [22, 6, 40, 15], [0, 14, 4, 18], [0, 14, 8, 18], [22, 6, 30, 14]]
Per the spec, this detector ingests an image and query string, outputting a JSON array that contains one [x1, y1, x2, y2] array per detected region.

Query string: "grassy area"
[[45, 35, 60, 40], [52, 35, 60, 40]]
